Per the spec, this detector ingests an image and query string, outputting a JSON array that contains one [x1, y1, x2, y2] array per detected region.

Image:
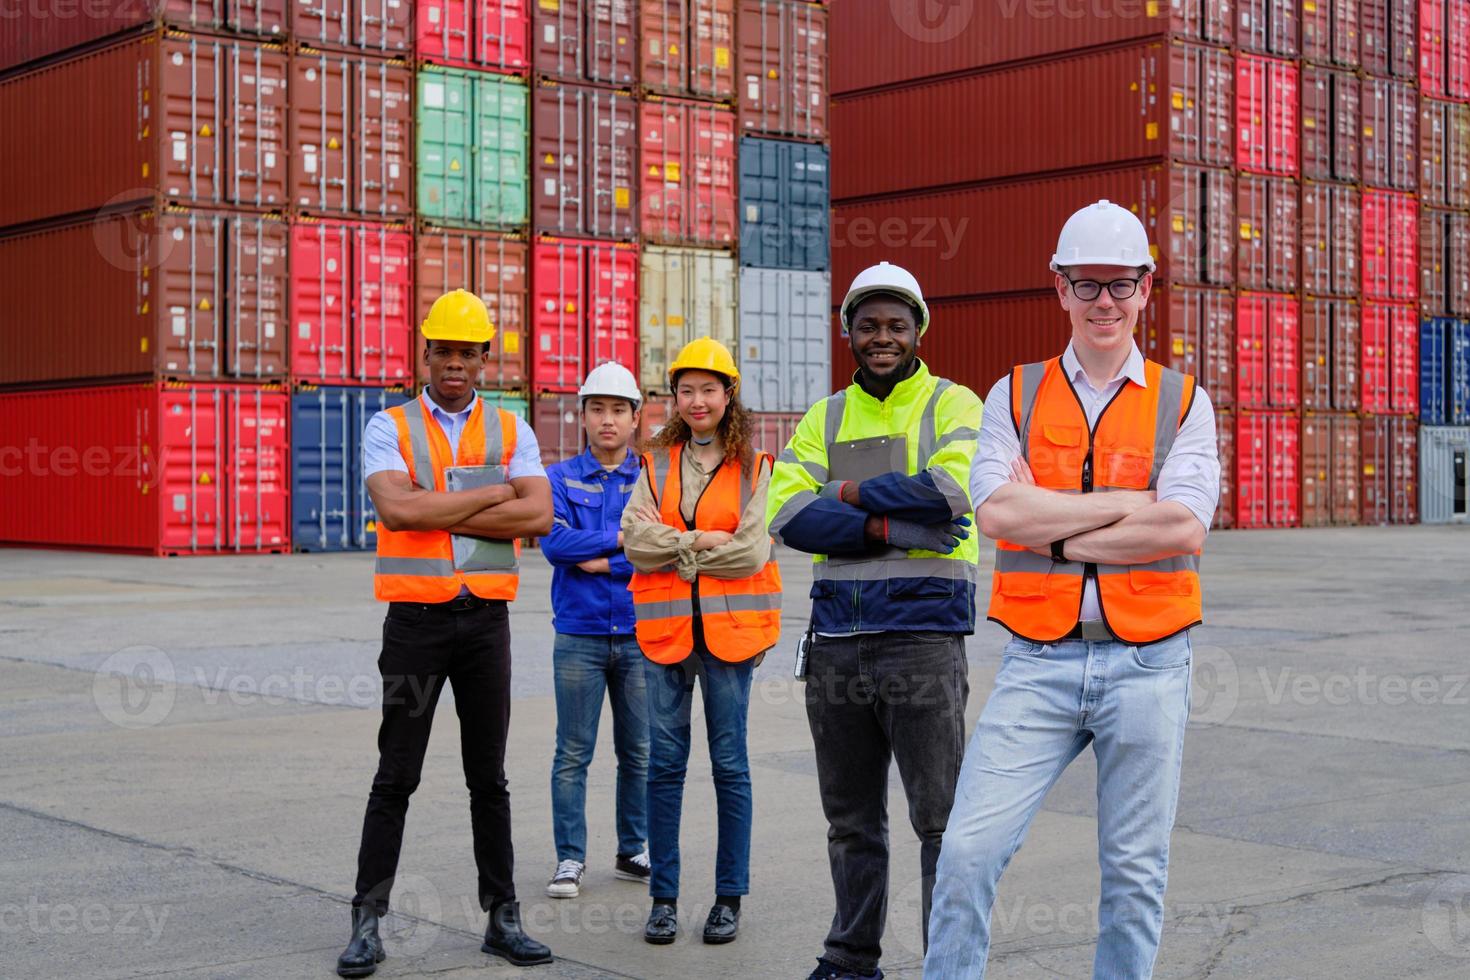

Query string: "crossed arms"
[[367, 470, 554, 539]]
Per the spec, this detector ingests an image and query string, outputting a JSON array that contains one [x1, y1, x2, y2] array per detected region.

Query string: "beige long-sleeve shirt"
[[621, 447, 773, 582]]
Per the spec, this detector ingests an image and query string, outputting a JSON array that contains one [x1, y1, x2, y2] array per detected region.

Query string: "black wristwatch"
[[1051, 538, 1068, 563]]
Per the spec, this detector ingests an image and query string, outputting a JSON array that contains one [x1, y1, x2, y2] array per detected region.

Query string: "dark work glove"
[[884, 515, 972, 554]]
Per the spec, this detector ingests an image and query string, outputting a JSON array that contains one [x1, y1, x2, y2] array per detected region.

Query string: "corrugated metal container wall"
[[1419, 317, 1470, 423], [1302, 414, 1360, 525], [415, 228, 529, 388], [1426, 210, 1470, 315], [1236, 411, 1301, 527], [1361, 77, 1419, 190], [751, 412, 803, 457], [1418, 425, 1470, 523], [1301, 298, 1362, 411], [1359, 0, 1418, 78], [0, 33, 290, 228], [1235, 0, 1300, 56], [478, 390, 531, 419], [1419, 99, 1470, 209], [289, 220, 414, 385], [1360, 302, 1420, 413], [1301, 181, 1361, 296], [587, 243, 640, 378], [1361, 190, 1419, 301], [830, 41, 1233, 201], [639, 98, 738, 247], [1301, 0, 1361, 67], [0, 208, 289, 387], [1300, 66, 1360, 183], [1141, 286, 1235, 409], [638, 246, 738, 392], [416, 0, 531, 70], [1361, 415, 1418, 523], [291, 0, 412, 53], [0, 383, 289, 553], [740, 137, 829, 270], [533, 0, 636, 85], [289, 49, 414, 218], [1236, 293, 1300, 409], [738, 267, 831, 413], [532, 81, 638, 239], [737, 0, 827, 141], [1237, 174, 1300, 292], [1215, 409, 1235, 529], [1419, 0, 1470, 99], [531, 238, 638, 392], [291, 386, 410, 551], [638, 394, 675, 440], [416, 68, 529, 228], [639, 0, 736, 100], [1235, 54, 1300, 176], [533, 392, 584, 466]]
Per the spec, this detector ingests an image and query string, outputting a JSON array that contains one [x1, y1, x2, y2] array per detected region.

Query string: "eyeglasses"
[[1065, 275, 1144, 302]]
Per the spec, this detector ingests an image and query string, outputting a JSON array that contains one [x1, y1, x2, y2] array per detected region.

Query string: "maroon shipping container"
[[1300, 65, 1360, 182], [638, 393, 675, 443], [1215, 409, 1235, 529], [1236, 411, 1300, 527], [0, 208, 288, 388], [0, 33, 290, 228], [1362, 189, 1419, 301], [738, 0, 827, 142], [289, 49, 413, 218], [416, 0, 531, 70], [291, 0, 411, 54], [1420, 99, 1470, 209], [827, 1, 1231, 96], [531, 237, 639, 392], [1141, 286, 1235, 409], [1361, 76, 1419, 190], [1236, 174, 1299, 292], [1421, 206, 1450, 314], [533, 392, 584, 466], [639, 0, 736, 99], [415, 228, 529, 388], [1237, 293, 1300, 409], [0, 0, 289, 77], [289, 219, 414, 385], [830, 40, 1233, 202], [532, 81, 638, 239], [533, 0, 637, 85], [1236, 0, 1299, 56], [1301, 181, 1360, 297], [1452, 0, 1470, 100], [751, 412, 803, 457], [1302, 413, 1360, 525], [1361, 414, 1418, 523], [1302, 0, 1361, 67], [1360, 301, 1418, 413], [639, 98, 737, 247], [1236, 54, 1300, 176], [1418, 0, 1469, 99], [1301, 297, 1361, 411], [1360, 0, 1418, 77], [1446, 210, 1470, 315], [0, 383, 290, 554]]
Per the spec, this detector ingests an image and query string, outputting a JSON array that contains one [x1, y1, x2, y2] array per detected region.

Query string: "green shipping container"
[[478, 390, 530, 420], [417, 67, 529, 228]]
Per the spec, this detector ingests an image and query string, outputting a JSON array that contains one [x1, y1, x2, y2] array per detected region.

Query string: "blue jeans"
[[925, 633, 1193, 979], [551, 633, 649, 863], [643, 643, 755, 900]]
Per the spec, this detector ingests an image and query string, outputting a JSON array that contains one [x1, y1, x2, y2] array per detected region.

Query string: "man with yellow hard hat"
[[337, 289, 555, 976]]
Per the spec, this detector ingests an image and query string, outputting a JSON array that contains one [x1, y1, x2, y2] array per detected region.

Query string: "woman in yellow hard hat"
[[620, 336, 783, 947]]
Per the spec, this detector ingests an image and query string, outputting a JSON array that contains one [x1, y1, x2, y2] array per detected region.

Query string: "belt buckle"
[[1079, 620, 1112, 642]]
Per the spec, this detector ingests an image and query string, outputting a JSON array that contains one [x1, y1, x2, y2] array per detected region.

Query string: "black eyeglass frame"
[[1063, 274, 1147, 302]]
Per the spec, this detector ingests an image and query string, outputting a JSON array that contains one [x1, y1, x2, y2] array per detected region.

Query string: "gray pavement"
[[2, 527, 1469, 978]]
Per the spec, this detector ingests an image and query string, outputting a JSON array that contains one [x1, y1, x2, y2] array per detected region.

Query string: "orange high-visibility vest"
[[630, 444, 783, 664], [988, 356, 1203, 644], [374, 397, 521, 603]]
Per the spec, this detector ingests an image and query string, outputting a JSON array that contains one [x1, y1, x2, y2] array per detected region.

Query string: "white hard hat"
[[1050, 200, 1156, 273], [579, 361, 641, 407], [840, 261, 932, 337]]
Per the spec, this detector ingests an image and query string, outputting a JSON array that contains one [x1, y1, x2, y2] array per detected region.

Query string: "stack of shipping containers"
[[830, 0, 1458, 529]]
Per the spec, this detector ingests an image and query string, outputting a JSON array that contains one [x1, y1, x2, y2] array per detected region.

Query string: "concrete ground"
[[2, 526, 1469, 979]]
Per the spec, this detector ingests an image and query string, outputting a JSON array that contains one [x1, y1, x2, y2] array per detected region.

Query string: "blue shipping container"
[[1454, 321, 1470, 427], [739, 137, 829, 271], [291, 386, 411, 552], [1423, 318, 1448, 425]]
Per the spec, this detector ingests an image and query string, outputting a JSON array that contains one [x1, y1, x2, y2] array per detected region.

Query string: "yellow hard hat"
[[668, 336, 740, 394], [421, 288, 495, 344]]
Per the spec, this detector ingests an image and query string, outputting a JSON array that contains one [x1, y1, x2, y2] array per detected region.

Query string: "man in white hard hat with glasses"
[[925, 201, 1220, 978]]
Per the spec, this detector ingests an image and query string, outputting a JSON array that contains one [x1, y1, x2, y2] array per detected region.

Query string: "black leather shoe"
[[702, 903, 739, 944], [336, 906, 385, 978], [481, 901, 553, 967], [644, 902, 679, 945]]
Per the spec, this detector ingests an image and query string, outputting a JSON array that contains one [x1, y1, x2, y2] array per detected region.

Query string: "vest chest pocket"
[[1097, 449, 1154, 488], [1030, 424, 1086, 485], [1128, 568, 1195, 596]]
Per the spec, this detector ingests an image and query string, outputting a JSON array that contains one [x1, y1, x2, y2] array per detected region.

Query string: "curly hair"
[[649, 380, 757, 475]]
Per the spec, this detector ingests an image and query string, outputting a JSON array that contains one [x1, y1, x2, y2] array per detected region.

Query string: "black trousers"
[[353, 599, 515, 915], [803, 630, 970, 973]]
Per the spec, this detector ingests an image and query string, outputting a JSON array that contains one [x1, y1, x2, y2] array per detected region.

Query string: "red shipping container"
[[587, 243, 640, 375], [640, 0, 737, 100], [415, 228, 530, 388], [830, 41, 1233, 201], [533, 392, 584, 466], [289, 50, 413, 218], [738, 0, 828, 141], [640, 98, 737, 247], [416, 0, 531, 70], [1236, 294, 1298, 409], [1301, 66, 1360, 182], [1232, 294, 1264, 409], [0, 383, 289, 554], [1422, 0, 1449, 95], [1361, 415, 1419, 523], [1301, 181, 1360, 297], [1141, 286, 1236, 409], [1420, 99, 1470, 208], [1451, 0, 1470, 99], [532, 238, 639, 392], [532, 81, 638, 239], [1361, 190, 1419, 301], [1236, 54, 1300, 176], [290, 220, 414, 385], [1360, 302, 1418, 413], [1236, 411, 1300, 527], [1215, 409, 1235, 529], [0, 208, 289, 388], [1361, 77, 1419, 190], [1237, 0, 1300, 56], [1301, 298, 1362, 411], [292, 0, 412, 53], [533, 0, 637, 85], [1360, 0, 1418, 77], [1236, 174, 1299, 292], [0, 33, 290, 228], [1302, 0, 1361, 67]]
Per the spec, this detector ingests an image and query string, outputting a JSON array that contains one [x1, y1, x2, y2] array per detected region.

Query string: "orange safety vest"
[[630, 444, 783, 664], [988, 356, 1203, 644], [374, 397, 521, 603]]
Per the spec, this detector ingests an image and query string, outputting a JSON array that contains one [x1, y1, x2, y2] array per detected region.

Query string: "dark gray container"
[[739, 137, 829, 271]]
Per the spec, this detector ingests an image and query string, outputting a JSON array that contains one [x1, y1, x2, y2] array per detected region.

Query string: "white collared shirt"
[[969, 341, 1220, 622], [362, 388, 546, 480]]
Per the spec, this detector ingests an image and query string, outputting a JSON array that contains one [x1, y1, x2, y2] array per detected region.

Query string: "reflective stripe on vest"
[[990, 356, 1202, 644]]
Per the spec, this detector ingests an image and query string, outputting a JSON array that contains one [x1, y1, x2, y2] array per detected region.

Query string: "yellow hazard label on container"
[[546, 153, 556, 164], [1172, 215, 1185, 233], [648, 314, 661, 326], [715, 47, 729, 69], [1148, 244, 1159, 261], [141, 337, 150, 352], [1145, 122, 1159, 141], [504, 331, 520, 354], [1364, 464, 1376, 475], [200, 473, 212, 485], [669, 316, 684, 327], [1364, 126, 1374, 136], [1304, 0, 1316, 10], [648, 164, 661, 176], [1240, 222, 1253, 240], [566, 302, 577, 313], [328, 137, 340, 149], [1172, 92, 1184, 110], [669, 43, 679, 55], [768, 69, 778, 79], [1146, 0, 1158, 16], [1303, 116, 1316, 128], [539, 0, 558, 9], [1173, 338, 1186, 356], [199, 299, 211, 310], [200, 124, 211, 137], [366, 520, 376, 534], [141, 300, 150, 314], [450, 157, 461, 171], [665, 162, 681, 182], [142, 162, 150, 177], [615, 187, 630, 208]]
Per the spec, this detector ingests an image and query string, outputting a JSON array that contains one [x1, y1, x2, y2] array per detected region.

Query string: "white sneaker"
[[546, 859, 585, 899]]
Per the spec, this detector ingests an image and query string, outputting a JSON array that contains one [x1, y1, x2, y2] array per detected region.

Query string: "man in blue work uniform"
[[540, 361, 651, 899]]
